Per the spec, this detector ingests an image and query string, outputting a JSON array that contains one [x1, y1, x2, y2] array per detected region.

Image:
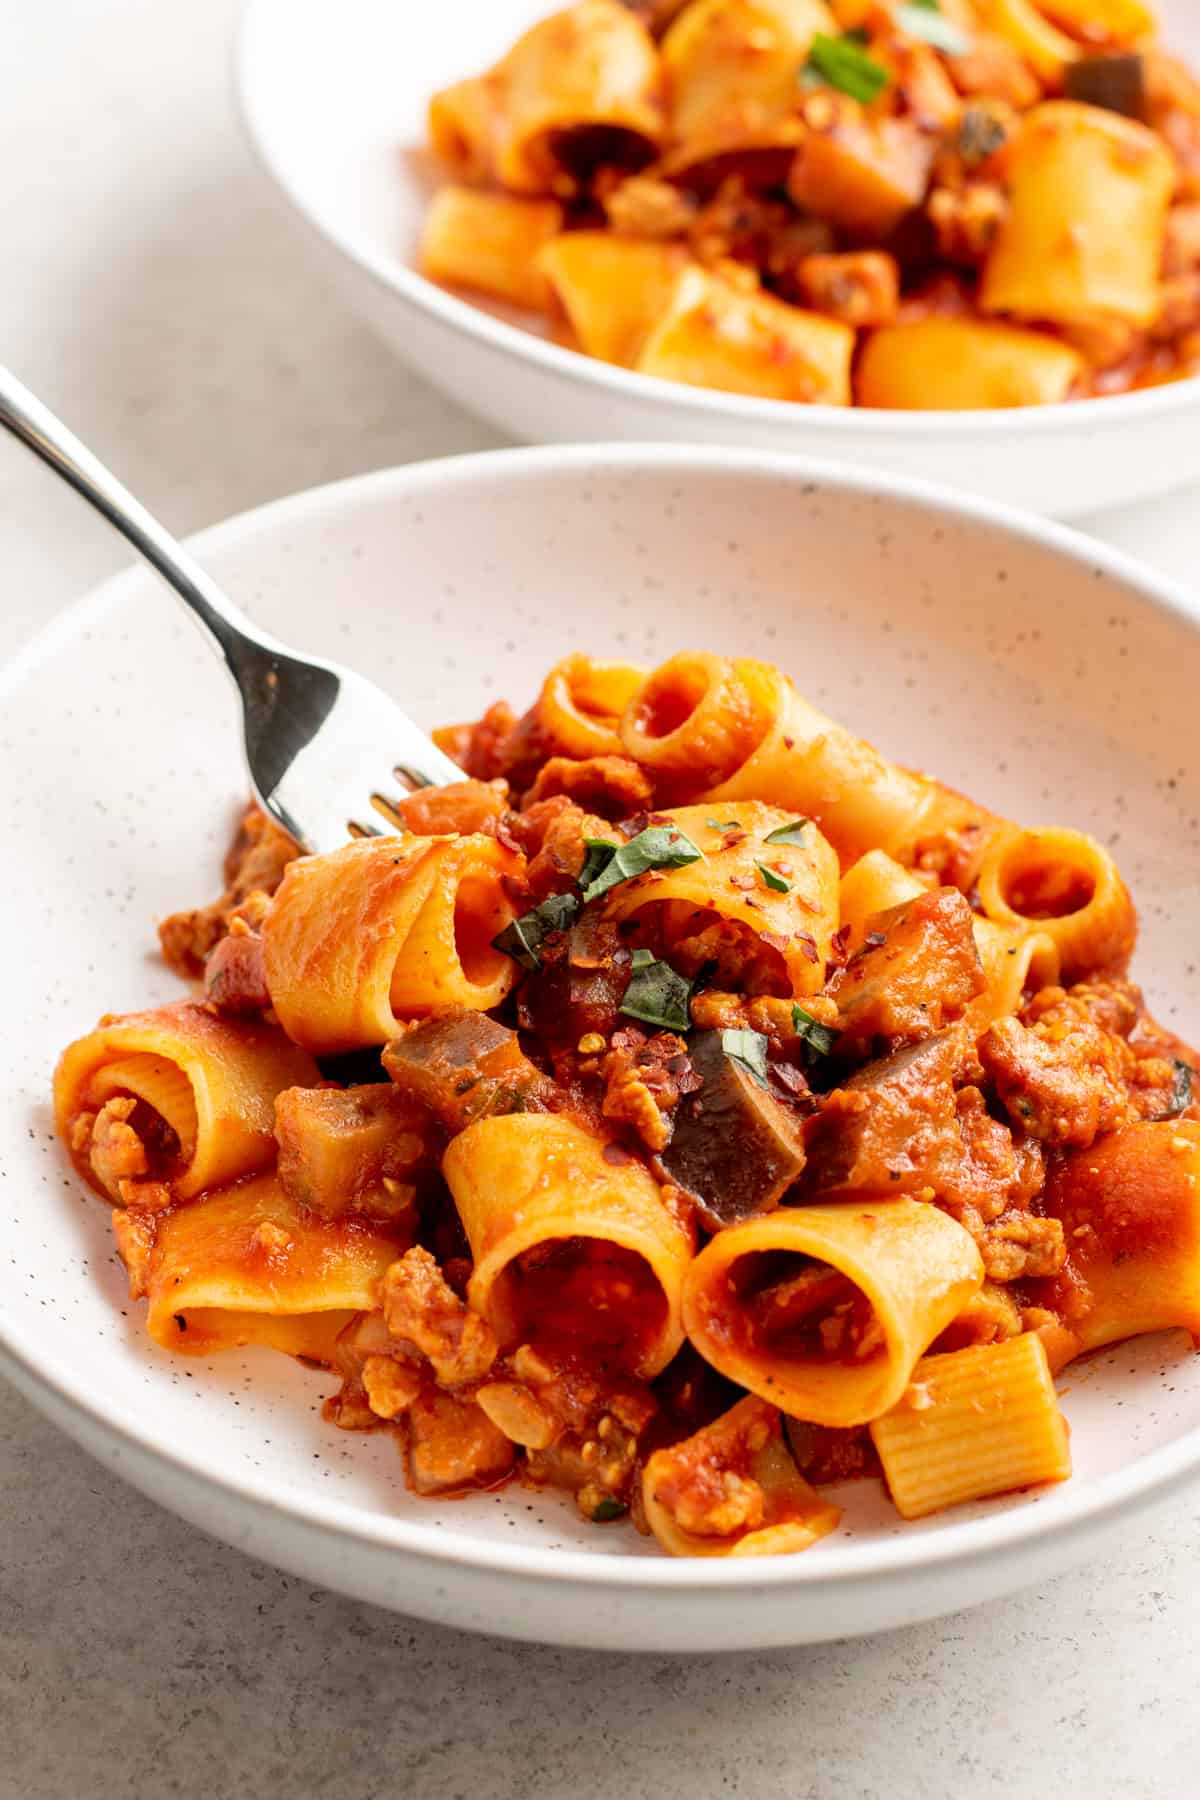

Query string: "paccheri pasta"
[[54, 650, 1200, 1555], [416, 0, 1200, 408]]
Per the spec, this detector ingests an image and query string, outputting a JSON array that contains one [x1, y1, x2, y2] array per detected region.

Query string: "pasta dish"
[[417, 0, 1200, 409], [54, 650, 1200, 1556]]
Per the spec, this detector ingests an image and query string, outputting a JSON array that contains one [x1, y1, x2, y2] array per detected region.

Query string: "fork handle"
[[0, 365, 278, 672]]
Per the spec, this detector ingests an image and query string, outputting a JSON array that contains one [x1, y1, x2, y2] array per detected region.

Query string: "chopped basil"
[[706, 818, 740, 832], [579, 837, 618, 892], [805, 32, 891, 104], [896, 2, 971, 53], [763, 819, 809, 846], [721, 1027, 770, 1089], [590, 1496, 628, 1522], [620, 953, 695, 1032], [756, 861, 793, 894], [581, 823, 704, 904], [1166, 1060, 1195, 1119], [792, 1003, 839, 1063], [490, 893, 580, 972]]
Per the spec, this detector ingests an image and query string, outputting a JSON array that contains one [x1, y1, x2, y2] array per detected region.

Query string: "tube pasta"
[[869, 1335, 1071, 1519], [538, 234, 689, 367], [977, 0, 1080, 81], [621, 655, 991, 869], [855, 319, 1084, 411], [443, 1113, 693, 1378], [262, 833, 522, 1052], [492, 0, 665, 195], [635, 267, 855, 406], [1035, 0, 1157, 49], [1038, 1122, 1200, 1353], [981, 103, 1174, 328], [682, 1201, 984, 1427], [642, 1395, 841, 1556], [427, 76, 504, 184], [976, 825, 1136, 982], [420, 188, 564, 311], [661, 0, 836, 154], [54, 1000, 319, 1205], [117, 1172, 405, 1358], [600, 802, 840, 998], [530, 652, 648, 759]]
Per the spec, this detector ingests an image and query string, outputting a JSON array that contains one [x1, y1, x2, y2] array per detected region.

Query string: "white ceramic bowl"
[[236, 0, 1200, 519], [5, 445, 1200, 1651]]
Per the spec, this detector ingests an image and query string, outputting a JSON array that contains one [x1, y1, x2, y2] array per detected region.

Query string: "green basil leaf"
[[721, 1027, 770, 1089], [579, 837, 618, 892], [792, 1004, 839, 1063], [756, 860, 793, 894], [620, 954, 695, 1033], [805, 32, 891, 103], [490, 892, 580, 972], [581, 823, 704, 904], [763, 818, 809, 846], [896, 3, 972, 54], [590, 1496, 628, 1522]]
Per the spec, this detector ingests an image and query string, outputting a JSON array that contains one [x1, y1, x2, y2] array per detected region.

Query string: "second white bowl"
[[237, 0, 1200, 518]]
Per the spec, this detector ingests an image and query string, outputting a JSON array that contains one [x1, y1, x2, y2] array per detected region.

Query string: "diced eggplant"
[[274, 1083, 431, 1223], [1064, 53, 1146, 121], [832, 887, 985, 1055], [518, 914, 632, 1051], [803, 1031, 960, 1195], [382, 1010, 556, 1135], [659, 1029, 806, 1230]]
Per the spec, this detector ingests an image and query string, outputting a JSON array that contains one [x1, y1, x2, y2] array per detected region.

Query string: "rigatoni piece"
[[856, 318, 1085, 410], [975, 825, 1136, 982], [870, 1334, 1071, 1519], [427, 75, 503, 184], [788, 114, 935, 239], [976, 0, 1079, 83], [981, 102, 1173, 326], [662, 0, 836, 150], [635, 267, 855, 405], [538, 233, 689, 365], [420, 187, 564, 311]]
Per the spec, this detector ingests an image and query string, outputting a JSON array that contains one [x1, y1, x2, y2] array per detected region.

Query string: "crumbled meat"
[[601, 1029, 695, 1153], [111, 1206, 158, 1298], [603, 173, 696, 238], [523, 754, 653, 820], [515, 1346, 658, 1521], [936, 1084, 1045, 1225], [689, 989, 839, 1050], [1164, 203, 1200, 275], [796, 251, 899, 327], [671, 918, 789, 998], [383, 1246, 498, 1387], [404, 1387, 514, 1495], [77, 1095, 179, 1208], [361, 1354, 423, 1421], [979, 1008, 1132, 1149], [1058, 978, 1142, 1040], [934, 1279, 1023, 1352], [927, 183, 1008, 267], [975, 1212, 1066, 1283], [832, 887, 985, 1054], [158, 802, 299, 978], [521, 799, 615, 902], [435, 701, 518, 782]]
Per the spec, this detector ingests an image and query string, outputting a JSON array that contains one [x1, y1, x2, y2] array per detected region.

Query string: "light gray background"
[[5, 3, 1200, 1794]]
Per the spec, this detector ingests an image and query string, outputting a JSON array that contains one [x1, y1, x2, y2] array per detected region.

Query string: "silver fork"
[[0, 367, 463, 853]]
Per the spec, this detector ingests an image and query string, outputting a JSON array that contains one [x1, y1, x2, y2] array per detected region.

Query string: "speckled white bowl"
[[4, 445, 1200, 1650], [236, 0, 1200, 519]]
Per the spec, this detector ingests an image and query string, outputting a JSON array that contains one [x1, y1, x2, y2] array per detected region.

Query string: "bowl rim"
[[9, 439, 1200, 1593], [234, 0, 1200, 443]]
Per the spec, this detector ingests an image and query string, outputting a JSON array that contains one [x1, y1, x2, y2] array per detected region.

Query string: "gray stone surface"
[[6, 3, 1200, 1794]]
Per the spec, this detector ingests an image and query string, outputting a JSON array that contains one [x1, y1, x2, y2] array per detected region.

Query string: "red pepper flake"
[[783, 736, 795, 749], [828, 923, 852, 967], [494, 814, 524, 855], [729, 873, 756, 891], [602, 1142, 635, 1166], [773, 1062, 809, 1095], [760, 931, 790, 953], [796, 933, 820, 963]]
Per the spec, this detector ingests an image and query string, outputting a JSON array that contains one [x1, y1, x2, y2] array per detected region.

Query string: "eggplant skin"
[[660, 1030, 806, 1231], [1063, 54, 1147, 121]]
